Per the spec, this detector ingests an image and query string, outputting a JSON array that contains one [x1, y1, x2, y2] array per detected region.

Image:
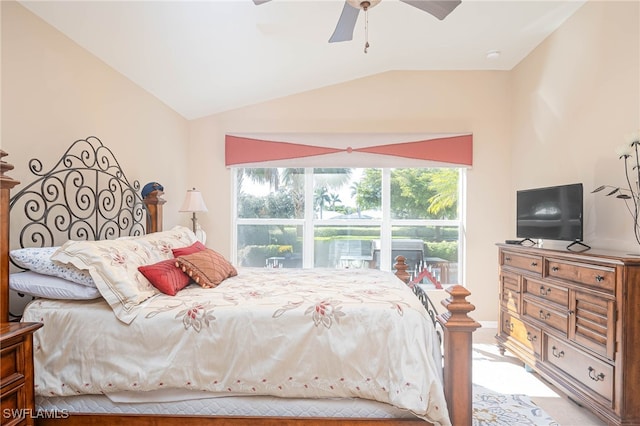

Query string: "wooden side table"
[[1, 322, 43, 426]]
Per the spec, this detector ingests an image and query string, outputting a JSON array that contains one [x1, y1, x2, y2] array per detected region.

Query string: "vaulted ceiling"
[[20, 0, 586, 119]]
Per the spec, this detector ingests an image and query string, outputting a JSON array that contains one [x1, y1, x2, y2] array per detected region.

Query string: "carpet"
[[471, 343, 561, 426], [473, 384, 560, 426]]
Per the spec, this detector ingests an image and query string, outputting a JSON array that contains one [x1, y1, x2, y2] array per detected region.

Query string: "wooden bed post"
[[394, 256, 480, 426], [438, 285, 481, 426], [143, 189, 166, 233], [394, 255, 411, 283], [1, 150, 20, 323]]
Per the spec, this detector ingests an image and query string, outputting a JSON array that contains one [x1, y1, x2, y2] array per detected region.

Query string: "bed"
[[0, 137, 480, 426]]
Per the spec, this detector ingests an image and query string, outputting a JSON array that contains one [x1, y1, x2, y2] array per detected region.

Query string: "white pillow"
[[9, 271, 101, 300], [9, 246, 96, 287], [51, 226, 197, 324]]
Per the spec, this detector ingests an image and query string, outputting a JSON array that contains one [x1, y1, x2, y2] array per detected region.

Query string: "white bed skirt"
[[36, 394, 419, 419]]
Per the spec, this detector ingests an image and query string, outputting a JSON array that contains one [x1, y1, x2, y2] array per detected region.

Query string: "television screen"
[[516, 183, 583, 242]]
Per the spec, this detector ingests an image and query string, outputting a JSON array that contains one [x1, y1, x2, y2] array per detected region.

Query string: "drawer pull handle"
[[551, 266, 559, 272], [588, 367, 605, 382], [526, 332, 537, 342], [551, 346, 565, 358], [539, 286, 551, 296], [539, 310, 551, 320], [504, 320, 514, 332], [531, 262, 538, 267], [595, 275, 605, 282], [505, 257, 512, 262]]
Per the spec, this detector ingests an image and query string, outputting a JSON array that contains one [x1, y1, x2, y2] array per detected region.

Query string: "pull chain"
[[364, 7, 370, 53]]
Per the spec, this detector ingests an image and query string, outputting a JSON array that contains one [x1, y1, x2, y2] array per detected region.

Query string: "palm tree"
[[313, 168, 353, 191], [314, 186, 330, 219], [328, 193, 342, 210], [242, 168, 281, 192], [427, 169, 458, 218]]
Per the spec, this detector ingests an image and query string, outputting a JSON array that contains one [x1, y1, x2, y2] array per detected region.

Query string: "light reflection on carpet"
[[473, 384, 560, 426]]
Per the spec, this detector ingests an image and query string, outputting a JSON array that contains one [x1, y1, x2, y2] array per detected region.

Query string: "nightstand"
[[1, 322, 42, 426]]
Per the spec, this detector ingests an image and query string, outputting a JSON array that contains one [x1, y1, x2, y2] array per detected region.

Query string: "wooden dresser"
[[496, 243, 640, 426], [1, 322, 42, 426]]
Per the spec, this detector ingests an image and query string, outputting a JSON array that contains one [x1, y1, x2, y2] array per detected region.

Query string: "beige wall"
[[2, 0, 638, 323], [511, 0, 640, 253], [191, 0, 639, 322], [1, 1, 190, 230], [190, 70, 513, 322]]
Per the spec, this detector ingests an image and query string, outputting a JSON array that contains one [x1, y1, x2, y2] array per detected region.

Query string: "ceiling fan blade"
[[329, 1, 360, 43], [399, 0, 461, 20], [253, 0, 271, 5]]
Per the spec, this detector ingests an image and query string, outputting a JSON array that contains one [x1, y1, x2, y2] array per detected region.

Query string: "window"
[[233, 167, 465, 288]]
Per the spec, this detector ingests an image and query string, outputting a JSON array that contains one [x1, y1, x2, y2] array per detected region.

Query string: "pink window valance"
[[225, 133, 473, 168]]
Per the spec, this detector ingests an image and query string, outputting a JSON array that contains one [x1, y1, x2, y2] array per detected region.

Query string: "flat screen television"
[[516, 183, 585, 246]]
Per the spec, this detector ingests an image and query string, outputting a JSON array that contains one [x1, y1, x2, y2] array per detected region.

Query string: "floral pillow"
[[175, 248, 237, 289], [10, 247, 95, 287], [51, 226, 197, 323]]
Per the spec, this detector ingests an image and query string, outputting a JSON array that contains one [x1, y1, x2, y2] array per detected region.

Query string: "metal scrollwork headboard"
[[9, 136, 148, 252]]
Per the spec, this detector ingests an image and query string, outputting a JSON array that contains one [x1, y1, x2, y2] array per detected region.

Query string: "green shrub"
[[425, 241, 458, 261], [237, 227, 459, 266], [314, 227, 380, 239]]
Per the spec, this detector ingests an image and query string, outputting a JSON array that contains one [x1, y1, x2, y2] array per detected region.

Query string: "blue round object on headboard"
[[141, 182, 164, 198]]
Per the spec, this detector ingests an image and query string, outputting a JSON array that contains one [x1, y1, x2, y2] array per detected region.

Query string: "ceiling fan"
[[252, 0, 462, 44]]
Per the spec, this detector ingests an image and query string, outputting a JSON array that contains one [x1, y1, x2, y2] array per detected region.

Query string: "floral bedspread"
[[22, 268, 451, 425]]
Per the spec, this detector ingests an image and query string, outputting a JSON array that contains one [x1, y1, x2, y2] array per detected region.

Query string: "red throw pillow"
[[172, 241, 207, 257], [138, 259, 191, 296]]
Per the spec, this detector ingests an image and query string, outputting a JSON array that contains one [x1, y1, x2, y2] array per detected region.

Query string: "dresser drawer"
[[1, 380, 27, 425], [546, 258, 615, 294], [1, 341, 27, 426], [1, 341, 24, 389], [501, 251, 543, 275], [501, 311, 542, 356], [500, 272, 521, 313], [1, 322, 42, 426], [523, 277, 568, 308], [523, 298, 568, 336], [546, 334, 614, 404]]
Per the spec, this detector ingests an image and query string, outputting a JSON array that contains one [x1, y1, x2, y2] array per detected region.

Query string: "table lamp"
[[180, 188, 208, 242]]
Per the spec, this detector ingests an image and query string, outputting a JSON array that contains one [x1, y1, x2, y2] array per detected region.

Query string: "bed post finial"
[[438, 285, 481, 426], [1, 150, 20, 322], [1, 150, 18, 180], [394, 255, 411, 283], [143, 189, 166, 233]]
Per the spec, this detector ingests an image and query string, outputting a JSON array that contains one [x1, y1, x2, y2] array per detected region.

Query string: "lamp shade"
[[179, 188, 208, 213]]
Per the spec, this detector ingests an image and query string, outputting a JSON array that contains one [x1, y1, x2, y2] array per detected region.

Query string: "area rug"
[[473, 384, 560, 426]]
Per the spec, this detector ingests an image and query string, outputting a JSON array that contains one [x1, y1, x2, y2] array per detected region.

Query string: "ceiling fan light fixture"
[[347, 0, 381, 10], [344, 0, 381, 53], [331, 0, 460, 52]]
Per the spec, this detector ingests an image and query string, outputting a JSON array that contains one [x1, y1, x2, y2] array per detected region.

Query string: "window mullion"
[[230, 168, 239, 265], [380, 169, 392, 271], [458, 168, 466, 287], [303, 168, 315, 268]]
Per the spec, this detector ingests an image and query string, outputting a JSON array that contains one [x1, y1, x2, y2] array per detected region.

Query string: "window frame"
[[231, 167, 466, 286]]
